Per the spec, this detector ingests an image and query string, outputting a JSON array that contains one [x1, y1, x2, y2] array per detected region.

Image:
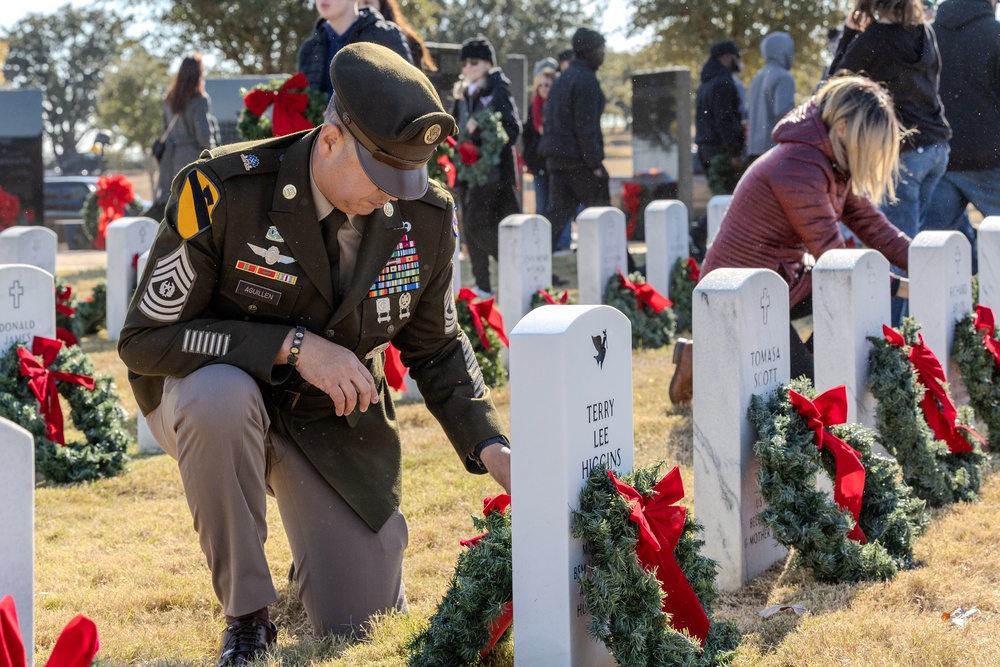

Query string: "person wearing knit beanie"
[[459, 36, 496, 65]]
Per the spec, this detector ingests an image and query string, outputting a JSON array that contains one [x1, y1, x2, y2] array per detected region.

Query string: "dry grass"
[[31, 266, 1000, 665]]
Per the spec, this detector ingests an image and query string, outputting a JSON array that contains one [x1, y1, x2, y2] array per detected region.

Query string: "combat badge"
[[139, 244, 196, 322], [247, 243, 296, 266], [175, 169, 219, 240], [398, 291, 411, 319], [376, 297, 391, 323]]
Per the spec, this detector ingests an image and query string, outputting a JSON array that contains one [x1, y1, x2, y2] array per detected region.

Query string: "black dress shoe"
[[217, 617, 278, 667]]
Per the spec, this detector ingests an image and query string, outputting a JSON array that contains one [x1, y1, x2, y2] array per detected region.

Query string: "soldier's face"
[[314, 124, 397, 216]]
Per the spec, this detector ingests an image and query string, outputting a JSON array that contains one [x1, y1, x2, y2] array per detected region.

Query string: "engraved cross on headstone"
[[955, 247, 962, 275], [8, 280, 24, 309], [139, 227, 148, 244], [760, 288, 770, 324]]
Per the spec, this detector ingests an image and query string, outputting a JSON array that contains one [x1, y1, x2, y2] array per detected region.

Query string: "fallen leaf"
[[759, 604, 807, 619]]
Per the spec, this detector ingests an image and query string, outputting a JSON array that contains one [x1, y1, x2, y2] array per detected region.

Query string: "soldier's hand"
[[282, 330, 379, 417]]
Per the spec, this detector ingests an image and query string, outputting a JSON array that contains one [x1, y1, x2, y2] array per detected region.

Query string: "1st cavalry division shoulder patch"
[[139, 244, 197, 322], [175, 169, 220, 240]]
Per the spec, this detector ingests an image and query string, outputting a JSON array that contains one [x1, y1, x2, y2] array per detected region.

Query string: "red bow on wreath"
[[244, 72, 315, 137], [457, 288, 509, 351], [788, 385, 867, 543], [17, 336, 95, 446], [686, 257, 701, 282], [95, 174, 135, 250], [616, 269, 672, 313], [457, 141, 479, 166], [436, 136, 458, 188], [458, 495, 512, 658], [608, 468, 710, 645], [536, 288, 570, 305], [55, 286, 79, 346], [883, 325, 982, 453], [1, 594, 99, 667], [974, 304, 1000, 368]]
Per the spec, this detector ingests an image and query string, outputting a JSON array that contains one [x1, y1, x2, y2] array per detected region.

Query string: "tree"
[[153, 0, 318, 74], [97, 46, 171, 151], [2, 5, 134, 161]]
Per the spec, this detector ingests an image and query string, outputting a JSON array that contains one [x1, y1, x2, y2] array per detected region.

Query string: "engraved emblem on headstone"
[[8, 280, 24, 309], [591, 329, 608, 369], [956, 247, 962, 275], [760, 288, 770, 324]]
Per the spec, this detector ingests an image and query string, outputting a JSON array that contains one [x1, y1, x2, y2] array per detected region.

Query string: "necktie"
[[320, 210, 347, 300]]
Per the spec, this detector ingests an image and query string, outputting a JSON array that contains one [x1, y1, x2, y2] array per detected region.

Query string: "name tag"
[[236, 279, 281, 306]]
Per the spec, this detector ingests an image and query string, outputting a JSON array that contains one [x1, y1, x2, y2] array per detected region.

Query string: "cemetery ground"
[[32, 256, 1000, 667]]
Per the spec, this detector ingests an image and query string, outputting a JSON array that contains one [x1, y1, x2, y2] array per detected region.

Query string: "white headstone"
[[693, 268, 789, 590], [813, 249, 890, 428], [511, 305, 633, 667], [978, 217, 1000, 313], [105, 217, 158, 342], [575, 207, 627, 306], [0, 417, 34, 664], [0, 264, 55, 356], [0, 226, 57, 276], [643, 200, 689, 298], [909, 231, 972, 386], [498, 214, 552, 332], [706, 194, 732, 248]]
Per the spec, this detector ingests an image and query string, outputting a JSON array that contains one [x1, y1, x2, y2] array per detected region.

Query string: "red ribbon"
[[457, 141, 479, 166], [243, 72, 315, 137], [883, 325, 981, 453], [1, 594, 100, 667], [55, 328, 78, 347], [974, 304, 1000, 368], [608, 468, 709, 644], [456, 288, 509, 352], [95, 174, 135, 250], [457, 495, 513, 657], [788, 386, 868, 543], [55, 285, 75, 317], [383, 343, 407, 392], [536, 288, 570, 305], [686, 257, 701, 282], [436, 153, 457, 188], [17, 336, 95, 446], [616, 269, 672, 313]]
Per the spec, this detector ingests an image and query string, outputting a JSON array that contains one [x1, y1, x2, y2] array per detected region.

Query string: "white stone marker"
[[0, 264, 55, 356], [643, 199, 689, 299], [498, 214, 552, 332], [106, 217, 158, 342], [909, 231, 972, 388], [978, 217, 1000, 314], [511, 305, 633, 667], [575, 207, 627, 306], [0, 226, 58, 276], [0, 417, 34, 663], [813, 249, 890, 428], [706, 194, 732, 248], [693, 268, 788, 591]]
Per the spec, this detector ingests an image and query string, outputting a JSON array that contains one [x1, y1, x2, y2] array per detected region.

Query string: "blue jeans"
[[924, 166, 1000, 274], [886, 142, 950, 324]]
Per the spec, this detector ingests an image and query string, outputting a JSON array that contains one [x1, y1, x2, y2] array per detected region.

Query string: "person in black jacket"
[[925, 0, 1000, 264], [450, 36, 521, 298], [539, 27, 610, 251], [694, 40, 746, 182], [297, 0, 412, 96]]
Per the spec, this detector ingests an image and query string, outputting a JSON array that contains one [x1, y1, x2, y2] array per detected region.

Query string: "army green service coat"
[[119, 129, 507, 531]]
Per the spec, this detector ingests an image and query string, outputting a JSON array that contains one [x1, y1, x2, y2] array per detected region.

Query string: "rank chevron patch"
[[139, 244, 197, 322]]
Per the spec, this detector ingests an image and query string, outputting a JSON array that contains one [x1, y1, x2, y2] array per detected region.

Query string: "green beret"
[[330, 43, 456, 200]]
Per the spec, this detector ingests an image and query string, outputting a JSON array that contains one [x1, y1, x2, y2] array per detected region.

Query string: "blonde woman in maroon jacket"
[[670, 75, 911, 405]]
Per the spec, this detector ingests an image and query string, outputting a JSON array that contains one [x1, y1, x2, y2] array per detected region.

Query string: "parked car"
[[44, 175, 98, 224]]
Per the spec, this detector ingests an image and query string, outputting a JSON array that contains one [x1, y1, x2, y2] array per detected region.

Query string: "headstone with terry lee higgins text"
[[0, 264, 55, 356], [510, 304, 633, 667]]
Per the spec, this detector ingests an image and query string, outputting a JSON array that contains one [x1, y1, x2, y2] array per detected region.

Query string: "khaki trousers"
[[147, 364, 407, 635]]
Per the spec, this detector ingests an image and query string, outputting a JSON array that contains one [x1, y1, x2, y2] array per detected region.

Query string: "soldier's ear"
[[318, 123, 346, 158]]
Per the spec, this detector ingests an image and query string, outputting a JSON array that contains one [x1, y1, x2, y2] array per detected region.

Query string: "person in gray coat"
[[747, 32, 796, 161]]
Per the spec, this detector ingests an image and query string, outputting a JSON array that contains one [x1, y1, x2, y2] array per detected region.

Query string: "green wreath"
[[529, 286, 574, 310], [455, 109, 508, 188], [236, 78, 327, 142], [749, 377, 927, 583], [0, 340, 130, 483], [573, 463, 740, 667], [407, 498, 512, 666], [870, 318, 985, 506], [456, 296, 507, 389], [55, 279, 107, 339], [955, 308, 1000, 448], [603, 271, 677, 349], [669, 257, 699, 333], [80, 194, 144, 250]]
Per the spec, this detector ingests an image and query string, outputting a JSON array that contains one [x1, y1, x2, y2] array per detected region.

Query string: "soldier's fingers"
[[329, 386, 347, 417], [341, 380, 359, 416], [352, 376, 372, 413]]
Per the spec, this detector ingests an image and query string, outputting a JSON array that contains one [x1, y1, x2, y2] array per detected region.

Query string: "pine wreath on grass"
[[572, 463, 740, 667], [80, 183, 144, 250], [603, 271, 677, 349], [455, 109, 508, 189], [529, 286, 573, 310], [955, 306, 1000, 449], [0, 339, 130, 483], [669, 257, 700, 333], [407, 497, 512, 666], [456, 293, 507, 388], [869, 318, 985, 506], [749, 378, 927, 583], [55, 279, 107, 339]]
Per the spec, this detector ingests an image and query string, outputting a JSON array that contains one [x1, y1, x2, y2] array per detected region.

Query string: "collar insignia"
[[241, 154, 260, 171]]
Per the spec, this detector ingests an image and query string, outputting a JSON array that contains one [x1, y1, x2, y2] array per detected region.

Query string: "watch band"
[[286, 326, 307, 368]]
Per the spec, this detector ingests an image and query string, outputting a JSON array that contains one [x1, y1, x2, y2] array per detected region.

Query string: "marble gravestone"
[[0, 264, 55, 356], [643, 200, 689, 299], [0, 226, 57, 276], [0, 89, 44, 230], [510, 305, 633, 667], [0, 417, 33, 665], [631, 68, 692, 209], [978, 217, 1000, 314], [813, 249, 890, 428], [575, 207, 628, 306], [105, 217, 158, 342], [705, 194, 732, 248], [693, 268, 789, 590], [498, 214, 552, 332], [908, 231, 972, 392]]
